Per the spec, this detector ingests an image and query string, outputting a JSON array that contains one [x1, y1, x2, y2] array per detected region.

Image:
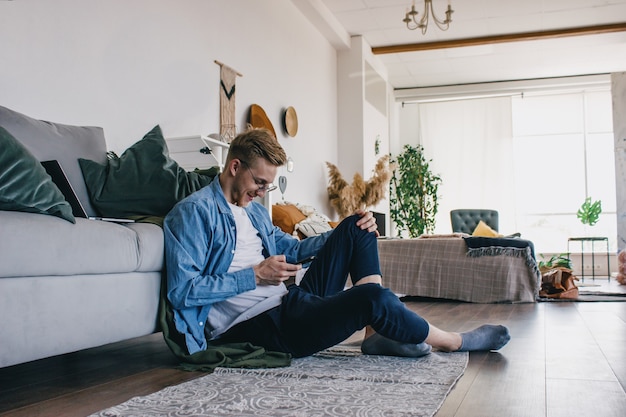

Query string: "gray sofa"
[[0, 105, 164, 368]]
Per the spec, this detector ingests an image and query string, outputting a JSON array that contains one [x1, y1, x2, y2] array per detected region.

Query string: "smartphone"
[[296, 255, 316, 264]]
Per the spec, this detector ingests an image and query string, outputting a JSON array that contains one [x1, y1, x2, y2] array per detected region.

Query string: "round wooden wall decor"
[[283, 106, 298, 137]]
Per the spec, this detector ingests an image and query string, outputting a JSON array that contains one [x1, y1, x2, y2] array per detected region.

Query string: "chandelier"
[[403, 0, 453, 34]]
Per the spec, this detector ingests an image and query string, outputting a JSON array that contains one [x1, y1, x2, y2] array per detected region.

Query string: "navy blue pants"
[[220, 215, 430, 357]]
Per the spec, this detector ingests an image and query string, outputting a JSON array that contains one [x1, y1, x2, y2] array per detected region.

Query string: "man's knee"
[[351, 283, 397, 305], [336, 214, 376, 239], [337, 214, 360, 229]]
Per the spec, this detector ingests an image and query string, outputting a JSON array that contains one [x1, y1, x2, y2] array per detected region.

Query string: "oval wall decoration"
[[283, 106, 298, 137]]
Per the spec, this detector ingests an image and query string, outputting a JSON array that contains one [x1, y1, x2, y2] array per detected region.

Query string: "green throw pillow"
[[79, 125, 219, 218], [0, 126, 75, 223]]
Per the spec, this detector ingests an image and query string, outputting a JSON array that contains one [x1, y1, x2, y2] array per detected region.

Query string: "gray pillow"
[[0, 105, 107, 217], [0, 126, 75, 222]]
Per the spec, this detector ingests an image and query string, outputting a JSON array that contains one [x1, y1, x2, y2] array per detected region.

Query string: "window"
[[512, 90, 616, 254], [399, 79, 616, 255]]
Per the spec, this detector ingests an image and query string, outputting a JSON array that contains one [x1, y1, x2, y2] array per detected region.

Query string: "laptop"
[[41, 160, 134, 223]]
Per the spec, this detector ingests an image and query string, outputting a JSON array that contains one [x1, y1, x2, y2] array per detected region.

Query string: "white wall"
[[612, 72, 626, 252], [336, 36, 391, 222], [0, 0, 338, 212]]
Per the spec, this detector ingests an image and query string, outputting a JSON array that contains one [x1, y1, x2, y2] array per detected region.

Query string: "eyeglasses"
[[240, 160, 277, 192]]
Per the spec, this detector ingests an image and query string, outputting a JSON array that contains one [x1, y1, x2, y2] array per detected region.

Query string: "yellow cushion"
[[472, 220, 502, 237], [272, 204, 307, 235]]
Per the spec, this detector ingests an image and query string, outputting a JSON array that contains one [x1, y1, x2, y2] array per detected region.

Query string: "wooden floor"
[[1, 280, 625, 417]]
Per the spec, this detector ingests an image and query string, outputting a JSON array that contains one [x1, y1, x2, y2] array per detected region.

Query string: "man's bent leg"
[[296, 217, 429, 357], [278, 283, 430, 357], [299, 215, 381, 297]]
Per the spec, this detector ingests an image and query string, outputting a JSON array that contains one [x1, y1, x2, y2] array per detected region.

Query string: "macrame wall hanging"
[[215, 60, 242, 143]]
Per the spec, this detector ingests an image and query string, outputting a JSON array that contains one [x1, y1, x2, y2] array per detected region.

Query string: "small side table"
[[567, 237, 610, 281]]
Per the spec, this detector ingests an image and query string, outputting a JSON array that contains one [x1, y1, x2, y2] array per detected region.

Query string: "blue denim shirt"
[[164, 178, 331, 355]]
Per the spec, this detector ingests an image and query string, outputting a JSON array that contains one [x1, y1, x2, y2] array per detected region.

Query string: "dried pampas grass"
[[326, 155, 394, 219]]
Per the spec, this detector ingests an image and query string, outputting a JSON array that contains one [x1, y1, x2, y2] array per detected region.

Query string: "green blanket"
[[158, 272, 292, 372]]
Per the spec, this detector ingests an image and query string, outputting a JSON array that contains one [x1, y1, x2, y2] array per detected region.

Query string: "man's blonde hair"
[[226, 127, 287, 167]]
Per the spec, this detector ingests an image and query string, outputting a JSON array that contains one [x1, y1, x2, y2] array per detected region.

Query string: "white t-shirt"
[[206, 203, 287, 339]]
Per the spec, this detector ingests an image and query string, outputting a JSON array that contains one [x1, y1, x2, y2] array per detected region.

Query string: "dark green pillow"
[[0, 126, 75, 223], [79, 125, 219, 218]]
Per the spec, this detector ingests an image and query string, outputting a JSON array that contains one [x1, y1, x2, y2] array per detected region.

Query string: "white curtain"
[[410, 97, 517, 234]]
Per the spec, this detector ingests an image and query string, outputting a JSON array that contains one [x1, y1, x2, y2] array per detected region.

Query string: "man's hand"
[[355, 209, 379, 237], [253, 255, 301, 286]]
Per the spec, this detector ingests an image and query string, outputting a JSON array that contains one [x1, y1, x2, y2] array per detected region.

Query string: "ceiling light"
[[403, 0, 453, 34]]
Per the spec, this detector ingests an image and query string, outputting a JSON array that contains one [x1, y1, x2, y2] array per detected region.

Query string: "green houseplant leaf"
[[538, 253, 572, 271], [389, 144, 442, 238], [577, 197, 602, 226]]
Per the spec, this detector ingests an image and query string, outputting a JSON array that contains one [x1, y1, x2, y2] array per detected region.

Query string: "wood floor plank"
[[451, 306, 547, 417], [545, 303, 622, 383], [454, 354, 546, 417], [0, 368, 203, 417], [435, 352, 488, 417], [0, 333, 180, 413], [546, 379, 626, 417]]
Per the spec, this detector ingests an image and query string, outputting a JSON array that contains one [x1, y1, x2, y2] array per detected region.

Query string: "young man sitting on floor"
[[164, 128, 510, 359]]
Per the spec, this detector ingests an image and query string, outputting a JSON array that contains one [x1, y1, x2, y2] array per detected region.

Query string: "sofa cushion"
[[0, 272, 161, 368], [79, 125, 218, 218], [472, 220, 502, 237], [0, 105, 107, 217], [0, 210, 163, 278], [272, 203, 308, 235], [0, 126, 75, 223]]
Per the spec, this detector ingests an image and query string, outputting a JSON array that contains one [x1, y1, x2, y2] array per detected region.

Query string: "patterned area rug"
[[90, 347, 468, 417]]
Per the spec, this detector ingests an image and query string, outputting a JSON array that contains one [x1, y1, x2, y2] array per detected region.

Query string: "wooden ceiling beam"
[[372, 22, 626, 54]]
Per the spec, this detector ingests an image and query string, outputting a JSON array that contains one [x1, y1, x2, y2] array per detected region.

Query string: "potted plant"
[[537, 253, 579, 299], [389, 144, 442, 238]]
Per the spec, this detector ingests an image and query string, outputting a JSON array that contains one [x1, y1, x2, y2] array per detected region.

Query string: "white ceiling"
[[298, 0, 626, 90]]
